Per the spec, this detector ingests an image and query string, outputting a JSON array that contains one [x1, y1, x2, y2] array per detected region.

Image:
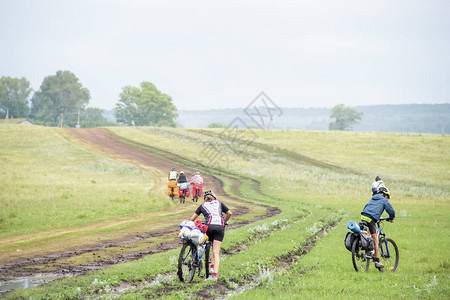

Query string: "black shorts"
[[362, 219, 377, 235], [206, 224, 225, 242]]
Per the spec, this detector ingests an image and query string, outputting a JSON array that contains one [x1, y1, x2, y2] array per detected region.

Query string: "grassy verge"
[[3, 126, 449, 299]]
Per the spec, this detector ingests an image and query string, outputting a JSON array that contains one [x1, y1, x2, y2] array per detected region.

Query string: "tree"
[[0, 76, 32, 120], [80, 107, 116, 128], [114, 82, 178, 126], [328, 104, 363, 131], [31, 71, 90, 127], [208, 122, 226, 128]]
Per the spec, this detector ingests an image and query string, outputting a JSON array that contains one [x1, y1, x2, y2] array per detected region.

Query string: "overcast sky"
[[1, 0, 449, 110]]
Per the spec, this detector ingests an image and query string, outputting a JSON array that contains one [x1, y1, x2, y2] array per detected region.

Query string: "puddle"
[[0, 274, 64, 294]]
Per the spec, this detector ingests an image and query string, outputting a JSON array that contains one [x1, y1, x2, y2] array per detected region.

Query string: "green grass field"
[[2, 124, 449, 299]]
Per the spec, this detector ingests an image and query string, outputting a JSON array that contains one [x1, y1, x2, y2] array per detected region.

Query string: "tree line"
[[1, 70, 362, 130], [0, 71, 178, 128]]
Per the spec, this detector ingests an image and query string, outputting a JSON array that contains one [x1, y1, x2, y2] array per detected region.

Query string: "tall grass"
[[0, 125, 169, 239], [4, 126, 449, 299], [108, 127, 449, 298]]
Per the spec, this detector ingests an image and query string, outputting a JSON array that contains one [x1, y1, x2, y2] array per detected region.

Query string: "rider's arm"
[[190, 213, 199, 222], [384, 199, 395, 221], [224, 210, 232, 225]]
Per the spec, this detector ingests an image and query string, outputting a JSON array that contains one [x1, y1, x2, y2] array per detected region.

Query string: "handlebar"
[[379, 217, 393, 222]]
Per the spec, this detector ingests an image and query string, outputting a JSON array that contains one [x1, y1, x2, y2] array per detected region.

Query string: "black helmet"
[[378, 186, 391, 199], [203, 190, 216, 200], [375, 176, 381, 182]]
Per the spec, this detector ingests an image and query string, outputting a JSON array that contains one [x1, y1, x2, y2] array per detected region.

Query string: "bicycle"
[[351, 217, 399, 272], [177, 238, 212, 282], [179, 188, 189, 204], [192, 184, 202, 202], [166, 180, 178, 200]]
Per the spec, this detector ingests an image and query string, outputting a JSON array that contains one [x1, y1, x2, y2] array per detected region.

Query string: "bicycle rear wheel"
[[195, 189, 200, 202], [204, 242, 212, 278], [378, 238, 399, 272], [178, 241, 197, 282], [351, 238, 370, 272]]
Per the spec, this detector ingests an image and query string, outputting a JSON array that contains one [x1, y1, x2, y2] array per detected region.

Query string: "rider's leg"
[[212, 239, 222, 275], [372, 232, 379, 259], [372, 232, 385, 268]]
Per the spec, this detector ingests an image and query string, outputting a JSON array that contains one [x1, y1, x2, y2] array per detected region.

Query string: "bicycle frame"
[[377, 222, 391, 258], [181, 241, 205, 262]]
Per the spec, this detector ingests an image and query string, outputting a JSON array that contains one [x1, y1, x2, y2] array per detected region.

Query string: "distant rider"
[[168, 168, 178, 181], [177, 171, 187, 184], [361, 178, 395, 269], [371, 176, 384, 195], [189, 172, 204, 200], [190, 190, 232, 280]]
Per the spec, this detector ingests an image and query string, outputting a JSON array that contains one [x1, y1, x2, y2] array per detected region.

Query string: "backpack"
[[359, 231, 375, 251], [344, 232, 357, 252]]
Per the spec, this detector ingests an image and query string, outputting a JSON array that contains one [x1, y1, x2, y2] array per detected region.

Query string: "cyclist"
[[177, 171, 187, 184], [189, 172, 204, 200], [370, 175, 384, 195], [190, 190, 232, 280], [361, 182, 395, 269], [168, 168, 178, 181]]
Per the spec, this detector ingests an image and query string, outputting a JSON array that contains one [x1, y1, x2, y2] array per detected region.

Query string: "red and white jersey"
[[190, 174, 204, 185]]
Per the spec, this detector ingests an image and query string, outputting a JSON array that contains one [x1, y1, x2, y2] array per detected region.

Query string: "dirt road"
[[0, 128, 279, 293]]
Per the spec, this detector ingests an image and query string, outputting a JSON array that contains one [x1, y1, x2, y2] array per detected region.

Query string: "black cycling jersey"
[[195, 199, 229, 226], [178, 174, 187, 183]]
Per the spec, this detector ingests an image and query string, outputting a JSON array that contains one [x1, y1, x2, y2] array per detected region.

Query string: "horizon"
[[101, 102, 450, 112]]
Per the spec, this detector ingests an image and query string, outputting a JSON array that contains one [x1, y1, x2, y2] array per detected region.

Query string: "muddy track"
[[114, 215, 341, 299], [0, 128, 280, 293]]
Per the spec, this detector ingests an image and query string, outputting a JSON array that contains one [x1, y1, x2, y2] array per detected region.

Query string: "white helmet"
[[371, 181, 384, 194]]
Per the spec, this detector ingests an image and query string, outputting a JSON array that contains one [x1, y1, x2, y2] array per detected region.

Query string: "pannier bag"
[[178, 220, 208, 245], [359, 231, 375, 251], [178, 182, 190, 197], [345, 232, 358, 252], [166, 180, 179, 196]]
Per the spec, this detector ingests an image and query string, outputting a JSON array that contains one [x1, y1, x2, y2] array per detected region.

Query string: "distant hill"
[[173, 104, 450, 134], [102, 104, 450, 134]]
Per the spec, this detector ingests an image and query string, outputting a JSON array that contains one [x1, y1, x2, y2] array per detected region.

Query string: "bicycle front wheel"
[[379, 238, 399, 272], [204, 242, 212, 279], [178, 241, 197, 282], [351, 238, 370, 272]]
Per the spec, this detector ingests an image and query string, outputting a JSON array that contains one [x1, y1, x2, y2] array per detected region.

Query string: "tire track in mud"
[[112, 214, 342, 299], [206, 218, 342, 300], [0, 128, 280, 295], [96, 128, 346, 299]]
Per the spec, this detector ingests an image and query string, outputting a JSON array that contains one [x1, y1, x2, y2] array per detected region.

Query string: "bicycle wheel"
[[195, 189, 199, 202], [178, 241, 197, 282], [351, 238, 370, 272], [378, 238, 399, 272], [204, 242, 212, 279]]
